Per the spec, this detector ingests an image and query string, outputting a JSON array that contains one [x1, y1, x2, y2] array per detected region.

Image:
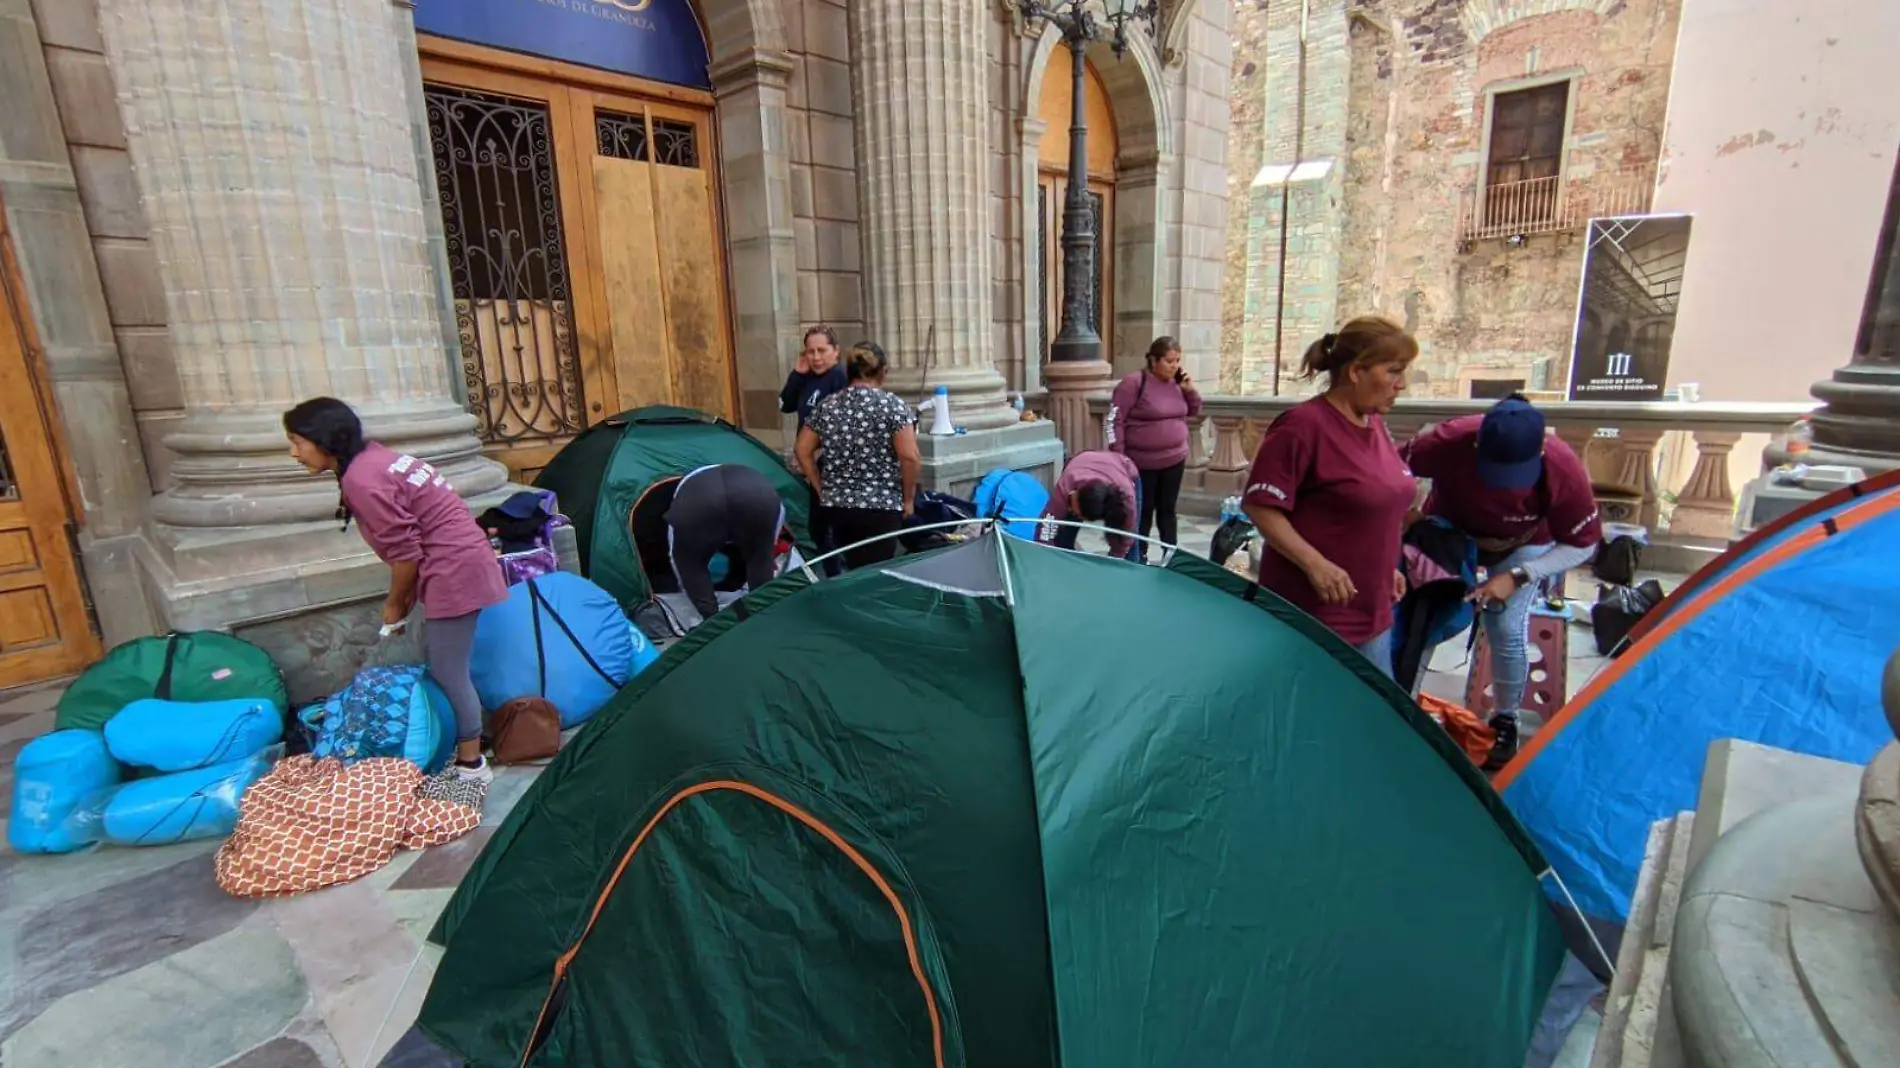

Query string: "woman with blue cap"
[[1404, 393, 1603, 769]]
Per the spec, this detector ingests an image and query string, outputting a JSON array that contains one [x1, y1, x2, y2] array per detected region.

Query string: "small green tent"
[[532, 406, 811, 607], [419, 535, 1564, 1067]]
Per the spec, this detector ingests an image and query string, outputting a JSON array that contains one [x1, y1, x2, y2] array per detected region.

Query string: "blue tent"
[[1496, 477, 1900, 921]]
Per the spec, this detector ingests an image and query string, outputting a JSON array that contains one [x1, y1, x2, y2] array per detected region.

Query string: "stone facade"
[[0, 0, 1231, 694], [1222, 0, 1681, 398]]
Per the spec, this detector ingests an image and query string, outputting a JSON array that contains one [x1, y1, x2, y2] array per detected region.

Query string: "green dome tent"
[[532, 406, 811, 607], [418, 534, 1565, 1068]]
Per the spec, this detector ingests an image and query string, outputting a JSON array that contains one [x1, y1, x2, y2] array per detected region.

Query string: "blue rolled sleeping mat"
[[103, 697, 285, 772], [101, 750, 275, 847], [6, 729, 121, 854]]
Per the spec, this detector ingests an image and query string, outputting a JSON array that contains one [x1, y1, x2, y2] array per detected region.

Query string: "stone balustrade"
[[1082, 394, 1815, 563]]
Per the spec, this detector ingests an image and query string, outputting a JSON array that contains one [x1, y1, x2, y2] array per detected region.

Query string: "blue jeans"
[[1478, 542, 1556, 721], [1353, 627, 1395, 680]]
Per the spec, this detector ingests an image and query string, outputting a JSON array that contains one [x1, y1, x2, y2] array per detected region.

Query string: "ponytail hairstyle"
[[1300, 315, 1418, 389], [282, 396, 367, 529], [1073, 482, 1131, 532], [1144, 335, 1181, 366], [845, 340, 889, 383]]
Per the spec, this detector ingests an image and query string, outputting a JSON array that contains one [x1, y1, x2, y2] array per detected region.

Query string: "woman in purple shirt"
[[284, 398, 508, 784], [1105, 336, 1202, 562]]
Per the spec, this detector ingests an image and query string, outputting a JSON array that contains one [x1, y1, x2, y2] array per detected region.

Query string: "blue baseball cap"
[[1476, 395, 1546, 491]]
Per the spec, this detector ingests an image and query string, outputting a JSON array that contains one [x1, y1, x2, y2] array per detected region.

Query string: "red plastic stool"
[[1464, 607, 1569, 720]]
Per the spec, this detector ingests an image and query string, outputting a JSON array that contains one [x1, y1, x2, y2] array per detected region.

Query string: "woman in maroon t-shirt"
[[284, 397, 508, 785], [1241, 317, 1418, 675]]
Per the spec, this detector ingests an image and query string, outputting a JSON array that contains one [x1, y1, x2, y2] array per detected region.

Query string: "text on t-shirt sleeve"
[[347, 466, 425, 563], [1243, 414, 1314, 512], [1545, 447, 1604, 547]]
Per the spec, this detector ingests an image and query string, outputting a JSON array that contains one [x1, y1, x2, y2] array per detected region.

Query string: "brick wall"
[[29, 0, 178, 491], [785, 0, 864, 347], [1222, 0, 1682, 397]]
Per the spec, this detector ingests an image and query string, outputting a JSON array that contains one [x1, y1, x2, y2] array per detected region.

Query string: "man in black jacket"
[[779, 325, 847, 573]]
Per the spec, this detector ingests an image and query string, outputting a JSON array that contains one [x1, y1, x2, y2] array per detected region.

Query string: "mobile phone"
[[1174, 369, 1186, 384]]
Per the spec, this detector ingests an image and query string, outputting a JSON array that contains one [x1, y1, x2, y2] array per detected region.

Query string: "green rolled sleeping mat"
[[56, 631, 290, 733]]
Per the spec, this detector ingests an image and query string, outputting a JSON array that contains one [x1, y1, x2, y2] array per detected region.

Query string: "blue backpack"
[[300, 664, 457, 773]]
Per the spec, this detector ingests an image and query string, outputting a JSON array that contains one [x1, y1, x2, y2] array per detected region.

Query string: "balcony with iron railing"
[[1456, 162, 1657, 248]]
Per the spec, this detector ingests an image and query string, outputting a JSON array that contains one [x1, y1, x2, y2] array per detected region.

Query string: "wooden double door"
[[0, 206, 100, 688], [422, 44, 735, 482]]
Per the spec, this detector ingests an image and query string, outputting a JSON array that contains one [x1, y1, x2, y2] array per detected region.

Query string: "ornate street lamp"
[[1019, 0, 1158, 364]]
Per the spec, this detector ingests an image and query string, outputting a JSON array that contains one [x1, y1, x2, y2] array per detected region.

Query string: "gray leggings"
[[424, 611, 483, 744]]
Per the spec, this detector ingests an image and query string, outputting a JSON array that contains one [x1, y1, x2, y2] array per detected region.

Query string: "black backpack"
[[1593, 534, 1644, 586]]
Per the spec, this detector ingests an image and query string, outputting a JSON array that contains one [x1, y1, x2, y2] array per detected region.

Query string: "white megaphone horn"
[[920, 385, 956, 436]]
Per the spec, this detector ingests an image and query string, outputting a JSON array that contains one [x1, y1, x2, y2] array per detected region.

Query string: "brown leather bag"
[[487, 697, 560, 765]]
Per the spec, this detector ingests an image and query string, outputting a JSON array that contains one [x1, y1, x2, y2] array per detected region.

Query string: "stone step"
[[1590, 812, 1693, 1068]]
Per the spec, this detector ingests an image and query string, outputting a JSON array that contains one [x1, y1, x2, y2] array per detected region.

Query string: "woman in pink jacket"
[[284, 397, 508, 785], [1036, 449, 1142, 561], [1104, 336, 1202, 562]]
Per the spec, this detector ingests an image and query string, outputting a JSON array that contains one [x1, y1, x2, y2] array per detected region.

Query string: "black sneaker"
[[1483, 715, 1521, 773]]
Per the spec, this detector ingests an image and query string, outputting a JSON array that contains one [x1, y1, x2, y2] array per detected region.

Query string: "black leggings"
[[826, 508, 903, 570], [1137, 461, 1186, 559], [806, 483, 841, 578], [667, 465, 784, 619]]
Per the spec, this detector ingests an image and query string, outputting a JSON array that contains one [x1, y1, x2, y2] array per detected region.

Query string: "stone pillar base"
[[153, 402, 509, 528], [133, 481, 520, 702], [913, 419, 1065, 498], [887, 362, 1019, 432], [1044, 359, 1114, 457]]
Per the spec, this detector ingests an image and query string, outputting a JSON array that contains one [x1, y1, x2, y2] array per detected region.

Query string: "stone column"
[[1807, 148, 1900, 474], [711, 49, 802, 447], [97, 0, 506, 532], [851, 0, 1015, 430]]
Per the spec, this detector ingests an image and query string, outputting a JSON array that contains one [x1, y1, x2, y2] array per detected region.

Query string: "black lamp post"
[[1019, 0, 1157, 363]]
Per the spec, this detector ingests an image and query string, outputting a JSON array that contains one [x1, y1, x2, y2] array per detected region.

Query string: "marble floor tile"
[[1, 920, 305, 1068], [1, 849, 255, 1040]]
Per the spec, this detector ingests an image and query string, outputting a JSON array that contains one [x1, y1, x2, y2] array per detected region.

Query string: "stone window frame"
[[1474, 68, 1584, 226]]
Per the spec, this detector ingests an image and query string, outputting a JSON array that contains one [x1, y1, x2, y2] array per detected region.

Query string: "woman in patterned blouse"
[[795, 342, 921, 570]]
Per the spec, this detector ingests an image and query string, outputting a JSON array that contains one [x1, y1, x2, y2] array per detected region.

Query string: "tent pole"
[[1541, 868, 1619, 980], [993, 520, 1019, 606]]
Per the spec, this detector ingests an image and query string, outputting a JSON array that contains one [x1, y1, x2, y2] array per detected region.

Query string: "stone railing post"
[[1592, 429, 1663, 528], [1553, 425, 1597, 470], [1241, 418, 1267, 465], [1186, 414, 1209, 491], [1207, 416, 1249, 495], [1667, 431, 1743, 539]]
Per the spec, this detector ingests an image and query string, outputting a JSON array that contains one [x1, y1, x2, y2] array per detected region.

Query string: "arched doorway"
[[1035, 48, 1118, 371], [413, 0, 738, 482]]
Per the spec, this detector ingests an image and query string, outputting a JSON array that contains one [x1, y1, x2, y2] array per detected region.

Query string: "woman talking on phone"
[[283, 397, 507, 785], [1104, 336, 1201, 562]]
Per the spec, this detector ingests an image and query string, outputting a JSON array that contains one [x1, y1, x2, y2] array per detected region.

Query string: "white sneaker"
[[449, 757, 494, 787]]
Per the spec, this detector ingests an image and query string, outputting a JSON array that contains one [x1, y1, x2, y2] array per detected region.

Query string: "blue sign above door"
[[415, 0, 712, 91]]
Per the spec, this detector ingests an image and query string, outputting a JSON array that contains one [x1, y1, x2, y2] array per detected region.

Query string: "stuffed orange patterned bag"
[[215, 754, 481, 898]]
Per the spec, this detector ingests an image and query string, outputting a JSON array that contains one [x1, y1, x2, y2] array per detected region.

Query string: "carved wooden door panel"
[[0, 209, 100, 687], [573, 90, 733, 420]]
